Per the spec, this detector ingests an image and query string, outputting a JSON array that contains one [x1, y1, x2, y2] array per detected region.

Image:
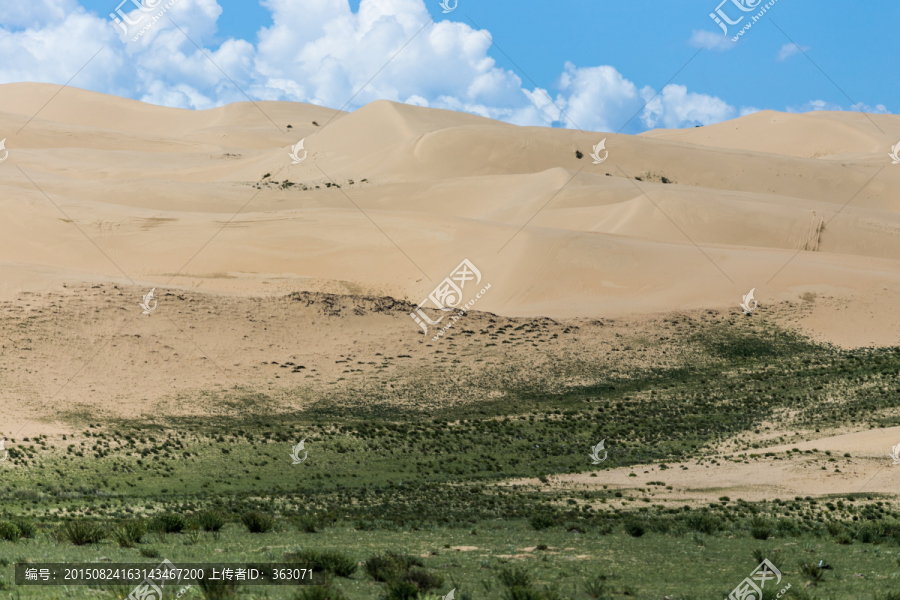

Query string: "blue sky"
[[2, 0, 895, 132]]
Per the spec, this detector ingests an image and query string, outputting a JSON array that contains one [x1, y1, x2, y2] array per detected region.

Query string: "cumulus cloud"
[[0, 0, 885, 133], [641, 84, 736, 130]]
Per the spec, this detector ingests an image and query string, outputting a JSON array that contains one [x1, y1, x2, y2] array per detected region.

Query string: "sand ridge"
[[0, 83, 898, 352]]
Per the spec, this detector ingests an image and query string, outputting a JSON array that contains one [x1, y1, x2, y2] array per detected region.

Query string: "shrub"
[[383, 580, 419, 600], [646, 517, 671, 534], [825, 521, 844, 537], [59, 520, 106, 545], [404, 569, 444, 593], [296, 515, 319, 533], [529, 515, 554, 531], [11, 519, 35, 539], [749, 517, 772, 541], [112, 521, 145, 548], [751, 526, 771, 541], [584, 576, 610, 599], [624, 520, 645, 538], [798, 561, 826, 586], [0, 522, 21, 542], [385, 552, 424, 571], [241, 511, 276, 534], [497, 565, 531, 589], [856, 522, 883, 544], [774, 518, 799, 537], [835, 533, 852, 545], [151, 513, 186, 534], [285, 550, 356, 578], [197, 511, 226, 533], [685, 512, 721, 535], [365, 555, 402, 583], [497, 566, 545, 600], [293, 584, 348, 600]]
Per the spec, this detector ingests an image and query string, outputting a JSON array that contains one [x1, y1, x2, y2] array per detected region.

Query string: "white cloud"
[[552, 62, 643, 131], [0, 0, 79, 29], [852, 102, 890, 114], [777, 43, 808, 61], [640, 84, 736, 130], [688, 29, 735, 51], [0, 0, 888, 132], [787, 100, 892, 115]]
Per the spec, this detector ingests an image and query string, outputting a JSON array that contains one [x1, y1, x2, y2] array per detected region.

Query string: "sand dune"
[[1, 82, 899, 349]]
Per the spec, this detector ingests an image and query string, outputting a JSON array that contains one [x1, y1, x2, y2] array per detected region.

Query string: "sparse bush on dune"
[[749, 516, 772, 540], [685, 512, 722, 535], [197, 510, 226, 532], [624, 519, 645, 538], [241, 511, 276, 533], [58, 520, 106, 545], [382, 580, 419, 600], [0, 522, 21, 542], [151, 513, 187, 534], [529, 514, 554, 531], [10, 519, 35, 539], [404, 568, 444, 593], [365, 555, 402, 582], [112, 520, 145, 547], [285, 549, 357, 578], [293, 583, 348, 600], [496, 565, 563, 600]]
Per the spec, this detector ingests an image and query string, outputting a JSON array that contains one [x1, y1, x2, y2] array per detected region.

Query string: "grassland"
[[2, 308, 900, 599]]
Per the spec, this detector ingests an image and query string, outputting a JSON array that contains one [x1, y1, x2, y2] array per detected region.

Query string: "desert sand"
[[1, 83, 899, 504], [510, 425, 900, 504], [0, 83, 898, 344]]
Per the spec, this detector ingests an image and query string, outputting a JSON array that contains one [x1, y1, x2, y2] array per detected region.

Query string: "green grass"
[[2, 522, 899, 598], [1, 318, 899, 598]]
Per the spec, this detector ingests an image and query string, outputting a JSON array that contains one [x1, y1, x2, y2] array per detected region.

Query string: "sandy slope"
[[1, 83, 899, 349], [510, 426, 900, 503]]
